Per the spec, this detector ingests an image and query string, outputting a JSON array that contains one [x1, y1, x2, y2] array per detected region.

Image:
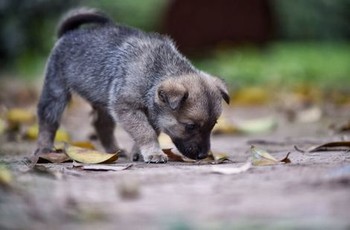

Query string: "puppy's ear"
[[213, 77, 230, 104], [157, 82, 188, 110]]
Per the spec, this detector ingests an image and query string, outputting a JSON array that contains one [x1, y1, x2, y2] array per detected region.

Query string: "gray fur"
[[36, 8, 229, 163]]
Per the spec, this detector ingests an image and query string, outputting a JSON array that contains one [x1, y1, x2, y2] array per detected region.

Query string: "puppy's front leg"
[[114, 105, 168, 163]]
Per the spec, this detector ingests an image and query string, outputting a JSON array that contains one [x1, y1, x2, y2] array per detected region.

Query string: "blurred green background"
[[0, 0, 349, 90]]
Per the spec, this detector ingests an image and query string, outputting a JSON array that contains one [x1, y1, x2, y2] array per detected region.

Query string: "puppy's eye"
[[185, 123, 197, 131]]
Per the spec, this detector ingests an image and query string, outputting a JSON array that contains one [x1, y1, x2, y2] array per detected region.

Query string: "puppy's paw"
[[140, 144, 168, 163], [143, 152, 168, 163]]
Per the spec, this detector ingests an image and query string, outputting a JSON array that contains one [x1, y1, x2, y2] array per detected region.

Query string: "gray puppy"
[[36, 8, 229, 163]]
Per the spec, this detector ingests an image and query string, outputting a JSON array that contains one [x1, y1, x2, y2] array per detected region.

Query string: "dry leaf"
[[280, 152, 291, 164], [212, 117, 237, 135], [25, 124, 70, 142], [251, 145, 279, 166], [65, 144, 118, 164], [308, 141, 350, 152], [162, 149, 230, 164], [6, 108, 35, 125], [0, 164, 13, 188], [162, 149, 195, 162], [71, 141, 95, 149], [211, 162, 251, 175], [37, 152, 71, 163], [76, 164, 133, 171], [251, 146, 292, 166], [158, 133, 174, 148]]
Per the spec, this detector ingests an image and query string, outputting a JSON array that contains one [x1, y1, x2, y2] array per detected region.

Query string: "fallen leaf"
[[0, 164, 13, 188], [201, 151, 231, 164], [6, 108, 35, 125], [71, 141, 95, 149], [280, 152, 291, 164], [162, 149, 230, 164], [158, 133, 174, 148], [251, 145, 278, 166], [162, 149, 195, 162], [211, 162, 251, 175], [236, 116, 277, 134], [76, 164, 133, 171], [212, 116, 238, 135], [251, 146, 292, 166], [37, 152, 71, 163], [308, 141, 350, 152], [25, 125, 70, 142], [65, 144, 118, 164]]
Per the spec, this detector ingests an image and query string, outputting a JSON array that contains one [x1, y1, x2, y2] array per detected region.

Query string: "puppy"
[[36, 8, 229, 163]]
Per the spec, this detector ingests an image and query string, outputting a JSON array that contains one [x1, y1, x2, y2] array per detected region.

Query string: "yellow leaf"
[[6, 108, 35, 125], [251, 145, 278, 166], [25, 124, 70, 142], [64, 144, 118, 164], [0, 164, 13, 188], [213, 116, 237, 135], [71, 141, 95, 149]]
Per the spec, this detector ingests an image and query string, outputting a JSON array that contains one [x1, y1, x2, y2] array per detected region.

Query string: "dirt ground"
[[1, 93, 350, 230]]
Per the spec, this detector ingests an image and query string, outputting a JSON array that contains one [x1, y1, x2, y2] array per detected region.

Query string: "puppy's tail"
[[57, 8, 112, 38]]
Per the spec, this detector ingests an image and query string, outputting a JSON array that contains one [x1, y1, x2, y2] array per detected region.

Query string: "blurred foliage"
[[0, 0, 349, 88], [194, 43, 350, 89], [271, 0, 350, 40]]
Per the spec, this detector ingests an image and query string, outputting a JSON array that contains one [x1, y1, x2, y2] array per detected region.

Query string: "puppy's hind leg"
[[92, 106, 122, 154], [36, 62, 71, 155]]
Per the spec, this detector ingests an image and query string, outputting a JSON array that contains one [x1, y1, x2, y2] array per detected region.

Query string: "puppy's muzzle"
[[173, 138, 210, 160]]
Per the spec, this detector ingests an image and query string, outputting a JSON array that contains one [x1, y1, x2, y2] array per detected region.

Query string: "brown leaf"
[[162, 148, 188, 162], [308, 141, 350, 152], [37, 152, 71, 163], [162, 149, 230, 164], [65, 144, 118, 164], [280, 152, 291, 164]]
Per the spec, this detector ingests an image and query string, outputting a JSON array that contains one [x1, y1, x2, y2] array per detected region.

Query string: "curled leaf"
[[280, 152, 291, 164], [251, 146, 292, 166], [308, 141, 350, 152], [37, 152, 71, 163], [162, 149, 195, 163], [65, 144, 118, 164], [251, 145, 278, 166]]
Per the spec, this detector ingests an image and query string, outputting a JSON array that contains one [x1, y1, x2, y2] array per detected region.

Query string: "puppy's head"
[[155, 73, 229, 160]]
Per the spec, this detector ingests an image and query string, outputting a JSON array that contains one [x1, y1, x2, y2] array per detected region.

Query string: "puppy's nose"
[[197, 152, 208, 160]]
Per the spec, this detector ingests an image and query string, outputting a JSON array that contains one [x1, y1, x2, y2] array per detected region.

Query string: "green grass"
[[193, 42, 350, 89]]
